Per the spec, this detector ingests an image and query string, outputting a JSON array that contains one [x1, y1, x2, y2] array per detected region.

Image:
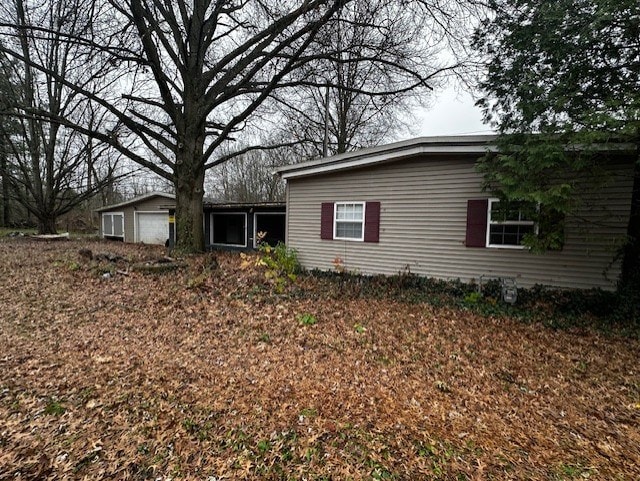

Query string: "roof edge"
[[276, 135, 498, 180], [276, 134, 637, 180], [95, 192, 176, 212], [203, 201, 286, 208]]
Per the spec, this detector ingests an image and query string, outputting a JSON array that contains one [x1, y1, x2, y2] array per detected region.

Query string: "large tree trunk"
[[175, 176, 205, 253], [37, 215, 57, 235], [174, 133, 206, 253]]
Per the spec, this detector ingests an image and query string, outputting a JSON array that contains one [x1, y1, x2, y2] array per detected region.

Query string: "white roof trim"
[[276, 135, 498, 180], [96, 192, 176, 212]]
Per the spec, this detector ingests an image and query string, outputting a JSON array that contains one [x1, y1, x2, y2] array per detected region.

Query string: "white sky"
[[410, 84, 494, 138]]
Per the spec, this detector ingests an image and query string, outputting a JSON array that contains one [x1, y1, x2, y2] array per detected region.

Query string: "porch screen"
[[212, 213, 246, 246]]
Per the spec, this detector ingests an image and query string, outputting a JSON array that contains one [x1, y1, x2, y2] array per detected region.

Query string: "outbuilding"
[[167, 202, 286, 250], [204, 202, 286, 249], [276, 135, 635, 290], [96, 192, 175, 245]]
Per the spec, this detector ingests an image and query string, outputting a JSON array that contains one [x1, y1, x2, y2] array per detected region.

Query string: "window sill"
[[486, 244, 528, 250]]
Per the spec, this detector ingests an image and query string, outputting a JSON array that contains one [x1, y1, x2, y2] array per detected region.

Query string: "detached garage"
[[97, 192, 175, 245]]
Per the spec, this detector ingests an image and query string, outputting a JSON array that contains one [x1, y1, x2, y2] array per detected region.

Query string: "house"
[[276, 135, 635, 290], [96, 192, 175, 245]]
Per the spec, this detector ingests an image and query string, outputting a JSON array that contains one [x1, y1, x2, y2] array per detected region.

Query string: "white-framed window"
[[102, 212, 124, 238], [486, 199, 537, 249], [211, 212, 247, 247], [334, 202, 365, 241]]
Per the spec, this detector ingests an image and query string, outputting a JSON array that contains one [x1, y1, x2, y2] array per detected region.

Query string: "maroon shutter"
[[364, 201, 380, 243], [320, 202, 334, 240], [465, 199, 488, 247]]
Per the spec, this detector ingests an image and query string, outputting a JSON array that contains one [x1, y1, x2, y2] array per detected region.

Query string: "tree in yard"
[[0, 51, 17, 227], [1, 0, 483, 251], [0, 138, 10, 226], [0, 0, 123, 234], [473, 0, 640, 288], [1, 0, 346, 248], [209, 0, 482, 203], [272, 0, 479, 157], [207, 139, 295, 203]]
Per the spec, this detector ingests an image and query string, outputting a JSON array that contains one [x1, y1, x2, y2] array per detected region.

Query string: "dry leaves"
[[0, 238, 638, 480]]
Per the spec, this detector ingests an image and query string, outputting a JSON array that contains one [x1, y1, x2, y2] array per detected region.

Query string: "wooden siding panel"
[[286, 157, 634, 290], [124, 206, 135, 242]]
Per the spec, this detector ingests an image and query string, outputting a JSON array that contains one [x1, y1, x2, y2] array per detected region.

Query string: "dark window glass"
[[212, 214, 245, 246], [255, 214, 285, 246]]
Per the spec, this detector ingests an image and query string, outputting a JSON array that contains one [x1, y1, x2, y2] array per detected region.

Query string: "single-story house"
[[96, 192, 175, 245], [168, 202, 286, 250], [276, 135, 635, 290]]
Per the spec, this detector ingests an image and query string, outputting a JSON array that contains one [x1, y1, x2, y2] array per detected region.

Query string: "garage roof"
[[95, 192, 175, 212]]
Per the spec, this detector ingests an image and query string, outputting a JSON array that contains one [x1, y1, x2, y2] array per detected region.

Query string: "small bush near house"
[[259, 241, 300, 278], [257, 241, 301, 293]]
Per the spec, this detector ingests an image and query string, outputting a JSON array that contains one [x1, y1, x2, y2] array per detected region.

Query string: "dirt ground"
[[0, 239, 638, 480]]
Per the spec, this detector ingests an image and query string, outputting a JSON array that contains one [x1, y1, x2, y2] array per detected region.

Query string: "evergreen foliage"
[[474, 0, 640, 289]]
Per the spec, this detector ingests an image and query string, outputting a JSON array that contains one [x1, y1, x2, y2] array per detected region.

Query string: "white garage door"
[[136, 212, 169, 244]]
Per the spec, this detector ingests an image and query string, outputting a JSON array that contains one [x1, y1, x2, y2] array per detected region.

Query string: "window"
[[211, 212, 247, 247], [253, 212, 286, 248], [321, 202, 380, 242], [334, 202, 365, 241], [486, 199, 537, 248], [102, 212, 124, 238]]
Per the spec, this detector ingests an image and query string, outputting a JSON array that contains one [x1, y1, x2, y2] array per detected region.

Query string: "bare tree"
[[207, 141, 294, 203], [272, 0, 470, 157], [0, 0, 481, 250], [0, 0, 123, 233], [211, 0, 481, 198], [0, 54, 16, 226]]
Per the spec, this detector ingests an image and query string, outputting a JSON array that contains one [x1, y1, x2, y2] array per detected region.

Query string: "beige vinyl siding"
[[286, 156, 634, 290]]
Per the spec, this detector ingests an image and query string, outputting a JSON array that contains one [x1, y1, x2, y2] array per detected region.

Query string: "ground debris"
[[94, 252, 124, 263], [130, 258, 187, 273], [0, 238, 638, 480]]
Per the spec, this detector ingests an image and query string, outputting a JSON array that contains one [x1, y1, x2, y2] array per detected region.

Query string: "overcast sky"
[[411, 84, 494, 138]]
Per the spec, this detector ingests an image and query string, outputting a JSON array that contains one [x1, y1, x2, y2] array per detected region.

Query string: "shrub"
[[301, 269, 639, 332], [260, 242, 300, 277], [258, 241, 301, 293], [463, 291, 482, 305]]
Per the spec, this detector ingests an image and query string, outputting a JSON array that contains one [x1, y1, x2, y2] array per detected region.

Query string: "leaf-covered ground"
[[0, 239, 638, 480]]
